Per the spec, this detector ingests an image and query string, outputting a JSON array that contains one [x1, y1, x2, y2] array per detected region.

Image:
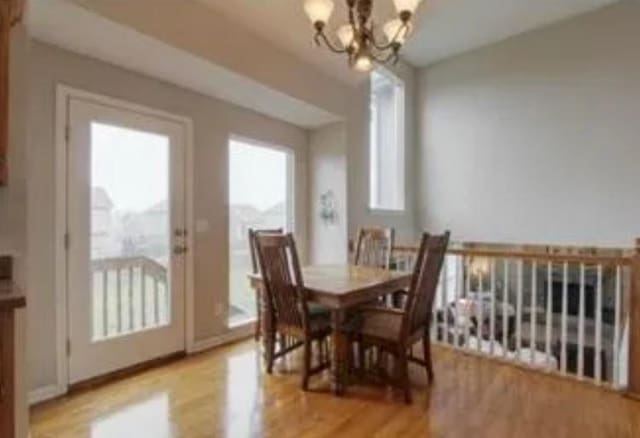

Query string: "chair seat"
[[351, 307, 404, 342], [275, 304, 331, 337]]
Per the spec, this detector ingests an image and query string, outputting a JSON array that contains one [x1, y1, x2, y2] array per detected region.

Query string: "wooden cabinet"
[[0, 0, 24, 186], [0, 256, 25, 438]]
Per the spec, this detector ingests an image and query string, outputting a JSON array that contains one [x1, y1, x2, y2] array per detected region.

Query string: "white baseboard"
[[188, 324, 255, 354], [29, 384, 67, 406]]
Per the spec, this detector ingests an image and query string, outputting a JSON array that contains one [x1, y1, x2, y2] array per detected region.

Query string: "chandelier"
[[303, 0, 423, 72]]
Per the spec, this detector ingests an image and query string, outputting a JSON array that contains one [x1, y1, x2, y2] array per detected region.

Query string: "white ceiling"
[[196, 0, 619, 68]]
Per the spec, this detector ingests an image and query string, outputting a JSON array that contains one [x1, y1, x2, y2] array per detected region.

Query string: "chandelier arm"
[[366, 25, 387, 51], [347, 0, 356, 26], [369, 51, 389, 63], [370, 47, 399, 65], [392, 50, 400, 65], [316, 29, 349, 54], [370, 21, 410, 51], [370, 35, 397, 51]]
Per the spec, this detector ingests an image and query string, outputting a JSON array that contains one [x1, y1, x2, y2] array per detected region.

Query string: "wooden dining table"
[[249, 264, 412, 395]]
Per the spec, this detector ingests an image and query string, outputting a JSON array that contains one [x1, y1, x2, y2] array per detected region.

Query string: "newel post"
[[628, 238, 640, 397]]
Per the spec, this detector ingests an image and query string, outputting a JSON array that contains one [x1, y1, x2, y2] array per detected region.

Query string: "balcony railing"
[[91, 256, 169, 340], [392, 240, 637, 392]]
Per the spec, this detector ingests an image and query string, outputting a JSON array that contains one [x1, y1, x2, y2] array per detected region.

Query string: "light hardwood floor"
[[31, 340, 640, 438]]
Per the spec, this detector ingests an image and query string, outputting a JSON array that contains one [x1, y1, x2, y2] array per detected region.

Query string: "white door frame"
[[53, 85, 195, 394]]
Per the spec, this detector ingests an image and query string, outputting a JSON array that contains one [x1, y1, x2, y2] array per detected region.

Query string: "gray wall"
[[27, 41, 309, 391], [71, 0, 352, 120], [309, 122, 348, 264], [418, 0, 640, 247]]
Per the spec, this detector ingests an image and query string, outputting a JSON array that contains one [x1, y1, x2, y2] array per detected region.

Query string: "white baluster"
[[432, 251, 442, 342], [595, 264, 603, 384], [530, 261, 537, 365], [441, 256, 449, 344], [454, 255, 461, 347], [577, 263, 585, 380], [561, 262, 568, 375], [116, 268, 122, 334], [490, 259, 496, 356], [613, 266, 622, 388], [503, 259, 509, 359], [141, 265, 147, 328], [477, 261, 484, 353], [516, 260, 523, 361], [154, 278, 160, 325], [464, 256, 471, 350], [545, 261, 553, 370], [128, 266, 134, 331], [102, 269, 108, 338]]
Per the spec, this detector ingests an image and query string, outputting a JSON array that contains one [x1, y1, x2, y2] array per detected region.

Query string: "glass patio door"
[[66, 97, 187, 384]]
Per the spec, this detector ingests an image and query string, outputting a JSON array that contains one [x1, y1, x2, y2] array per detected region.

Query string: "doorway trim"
[[51, 84, 195, 399]]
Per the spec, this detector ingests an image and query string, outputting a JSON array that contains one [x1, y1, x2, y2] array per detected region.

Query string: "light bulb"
[[303, 0, 335, 25], [383, 19, 412, 44], [353, 53, 373, 72], [336, 24, 355, 49], [392, 0, 423, 15]]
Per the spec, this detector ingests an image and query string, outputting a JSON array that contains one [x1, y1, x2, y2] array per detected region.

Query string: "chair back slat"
[[403, 231, 451, 337], [249, 228, 283, 274], [354, 227, 395, 269], [255, 233, 308, 330]]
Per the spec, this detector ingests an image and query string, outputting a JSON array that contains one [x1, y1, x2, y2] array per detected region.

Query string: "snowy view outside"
[[90, 123, 171, 339], [228, 139, 291, 325]]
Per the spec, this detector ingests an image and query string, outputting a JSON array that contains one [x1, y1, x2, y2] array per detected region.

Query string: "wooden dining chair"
[[248, 228, 283, 341], [254, 233, 331, 390], [352, 227, 396, 369], [352, 231, 450, 403], [353, 227, 395, 269]]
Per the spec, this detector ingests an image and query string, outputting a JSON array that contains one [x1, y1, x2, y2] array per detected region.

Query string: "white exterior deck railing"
[[91, 256, 169, 340], [392, 241, 635, 391]]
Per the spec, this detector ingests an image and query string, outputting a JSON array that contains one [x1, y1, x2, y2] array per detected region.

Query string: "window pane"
[[90, 122, 171, 341], [228, 139, 292, 326], [369, 69, 405, 211]]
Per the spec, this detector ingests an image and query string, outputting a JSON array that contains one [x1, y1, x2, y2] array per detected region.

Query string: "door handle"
[[173, 245, 188, 255]]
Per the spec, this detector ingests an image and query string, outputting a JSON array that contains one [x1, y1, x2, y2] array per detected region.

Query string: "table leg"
[[330, 309, 348, 395]]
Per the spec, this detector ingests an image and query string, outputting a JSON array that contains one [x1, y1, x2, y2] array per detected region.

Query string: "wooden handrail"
[[629, 240, 640, 398], [91, 256, 167, 280], [392, 241, 634, 266]]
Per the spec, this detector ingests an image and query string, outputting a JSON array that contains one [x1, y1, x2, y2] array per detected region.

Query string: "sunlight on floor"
[[90, 393, 172, 438], [224, 350, 263, 438]]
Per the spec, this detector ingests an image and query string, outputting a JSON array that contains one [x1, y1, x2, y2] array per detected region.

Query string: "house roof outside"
[[92, 187, 114, 210]]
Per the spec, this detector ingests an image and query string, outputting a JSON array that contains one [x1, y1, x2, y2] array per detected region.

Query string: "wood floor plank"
[[31, 340, 640, 437]]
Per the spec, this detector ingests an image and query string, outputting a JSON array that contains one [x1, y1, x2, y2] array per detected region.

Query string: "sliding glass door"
[[227, 137, 294, 326]]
